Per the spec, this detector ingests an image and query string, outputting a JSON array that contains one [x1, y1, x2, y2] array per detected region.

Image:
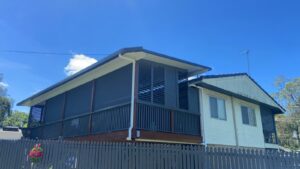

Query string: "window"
[[138, 62, 152, 102], [29, 105, 44, 127], [241, 106, 256, 126], [209, 96, 226, 120], [138, 61, 165, 105], [152, 65, 165, 104], [178, 71, 188, 110]]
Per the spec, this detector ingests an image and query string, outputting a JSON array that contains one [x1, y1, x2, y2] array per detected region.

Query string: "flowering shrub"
[[28, 144, 43, 163]]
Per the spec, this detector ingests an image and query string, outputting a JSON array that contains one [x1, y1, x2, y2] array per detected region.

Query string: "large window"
[[178, 71, 188, 110], [241, 106, 256, 126], [209, 96, 226, 120], [152, 65, 165, 104], [138, 62, 165, 105]]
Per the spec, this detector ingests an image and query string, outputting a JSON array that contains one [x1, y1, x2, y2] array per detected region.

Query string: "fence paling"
[[1, 139, 300, 169]]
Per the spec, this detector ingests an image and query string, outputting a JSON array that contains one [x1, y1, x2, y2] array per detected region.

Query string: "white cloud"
[[64, 54, 97, 76], [0, 82, 8, 96]]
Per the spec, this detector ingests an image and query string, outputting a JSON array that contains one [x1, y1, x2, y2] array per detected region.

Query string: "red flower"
[[28, 144, 43, 163]]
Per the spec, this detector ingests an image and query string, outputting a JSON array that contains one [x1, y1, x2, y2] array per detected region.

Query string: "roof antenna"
[[241, 49, 250, 75]]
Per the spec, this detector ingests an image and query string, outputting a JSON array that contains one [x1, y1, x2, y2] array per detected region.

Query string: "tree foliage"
[[0, 96, 12, 125], [2, 110, 28, 127], [0, 73, 8, 96], [274, 76, 300, 150]]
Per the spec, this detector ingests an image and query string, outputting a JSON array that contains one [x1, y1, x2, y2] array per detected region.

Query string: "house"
[[17, 47, 284, 149]]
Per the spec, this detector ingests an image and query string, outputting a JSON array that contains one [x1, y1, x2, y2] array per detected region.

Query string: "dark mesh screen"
[[93, 64, 132, 110], [43, 123, 62, 139], [65, 82, 93, 118], [63, 116, 89, 137], [30, 127, 43, 139], [178, 71, 188, 110], [44, 94, 64, 123]]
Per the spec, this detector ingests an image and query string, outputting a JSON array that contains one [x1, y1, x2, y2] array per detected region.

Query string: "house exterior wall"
[[202, 76, 282, 111], [233, 98, 265, 148], [201, 88, 237, 146], [200, 88, 277, 149]]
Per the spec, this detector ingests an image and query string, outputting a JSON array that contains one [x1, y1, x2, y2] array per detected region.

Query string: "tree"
[[274, 76, 300, 150], [2, 111, 29, 127], [0, 73, 8, 96], [0, 74, 12, 125], [0, 96, 12, 126]]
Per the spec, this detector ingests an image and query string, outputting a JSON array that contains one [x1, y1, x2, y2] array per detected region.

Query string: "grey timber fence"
[[0, 139, 299, 169]]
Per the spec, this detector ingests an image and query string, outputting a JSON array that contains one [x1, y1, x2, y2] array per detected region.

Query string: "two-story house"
[[18, 47, 284, 149]]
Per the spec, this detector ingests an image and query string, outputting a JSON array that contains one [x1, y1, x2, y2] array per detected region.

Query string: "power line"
[[0, 50, 110, 56]]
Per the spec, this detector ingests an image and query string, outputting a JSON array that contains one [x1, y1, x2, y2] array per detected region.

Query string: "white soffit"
[[124, 51, 208, 75]]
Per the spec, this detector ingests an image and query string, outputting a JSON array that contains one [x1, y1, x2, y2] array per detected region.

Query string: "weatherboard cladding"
[[192, 73, 284, 113]]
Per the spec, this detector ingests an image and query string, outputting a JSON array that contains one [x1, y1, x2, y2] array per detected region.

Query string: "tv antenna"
[[241, 49, 250, 75]]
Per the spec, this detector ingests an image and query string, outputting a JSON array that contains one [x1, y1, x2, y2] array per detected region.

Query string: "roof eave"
[[18, 47, 211, 106]]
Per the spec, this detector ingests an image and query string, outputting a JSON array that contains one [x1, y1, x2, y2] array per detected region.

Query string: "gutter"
[[119, 54, 136, 141]]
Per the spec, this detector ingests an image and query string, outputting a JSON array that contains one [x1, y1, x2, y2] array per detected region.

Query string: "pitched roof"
[[191, 73, 285, 113], [18, 47, 211, 106]]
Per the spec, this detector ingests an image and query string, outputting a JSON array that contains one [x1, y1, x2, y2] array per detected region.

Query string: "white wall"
[[201, 88, 237, 146], [233, 98, 265, 148], [200, 88, 274, 149]]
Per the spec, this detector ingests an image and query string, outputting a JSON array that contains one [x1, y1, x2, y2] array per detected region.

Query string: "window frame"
[[241, 105, 257, 126], [209, 96, 227, 121]]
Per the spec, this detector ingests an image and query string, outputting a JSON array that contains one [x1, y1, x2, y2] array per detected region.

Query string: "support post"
[[60, 93, 67, 138], [88, 80, 96, 134]]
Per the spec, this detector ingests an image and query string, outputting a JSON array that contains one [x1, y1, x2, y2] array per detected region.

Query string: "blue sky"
[[0, 0, 299, 112]]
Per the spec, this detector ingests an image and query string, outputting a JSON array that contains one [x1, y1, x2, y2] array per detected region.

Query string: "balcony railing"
[[136, 101, 201, 136], [27, 103, 131, 139], [27, 102, 201, 140]]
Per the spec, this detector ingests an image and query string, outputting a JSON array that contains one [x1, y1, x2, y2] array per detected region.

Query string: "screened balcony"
[[26, 60, 202, 143]]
